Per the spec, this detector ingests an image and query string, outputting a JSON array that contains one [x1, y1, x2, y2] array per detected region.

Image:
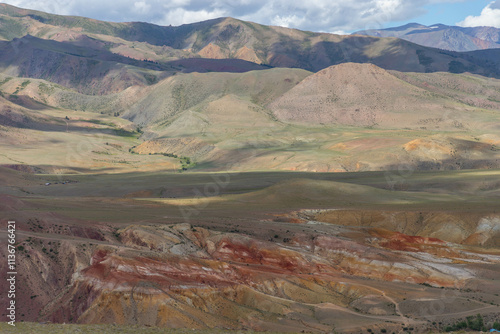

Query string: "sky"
[[1, 0, 499, 34]]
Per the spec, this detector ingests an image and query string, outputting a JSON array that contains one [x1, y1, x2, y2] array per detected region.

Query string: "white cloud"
[[2, 0, 75, 15], [331, 30, 349, 35], [156, 7, 228, 26], [457, 1, 500, 28], [271, 14, 304, 28], [0, 0, 474, 32], [133, 1, 151, 15]]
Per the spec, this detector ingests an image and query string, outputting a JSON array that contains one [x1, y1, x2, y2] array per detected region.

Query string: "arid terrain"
[[1, 168, 500, 333], [0, 3, 500, 333]]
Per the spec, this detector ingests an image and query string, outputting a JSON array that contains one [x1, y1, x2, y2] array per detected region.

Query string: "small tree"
[[466, 314, 484, 331]]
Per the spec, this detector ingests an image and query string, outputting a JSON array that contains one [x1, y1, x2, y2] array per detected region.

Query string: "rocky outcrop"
[[31, 222, 500, 330]]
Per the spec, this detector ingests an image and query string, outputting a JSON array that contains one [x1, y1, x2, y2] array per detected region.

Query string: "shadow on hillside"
[[267, 36, 500, 77], [0, 35, 273, 81], [0, 111, 136, 137], [164, 58, 273, 73]]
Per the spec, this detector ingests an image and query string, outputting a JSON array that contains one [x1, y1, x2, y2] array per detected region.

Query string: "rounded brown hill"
[[269, 62, 468, 129]]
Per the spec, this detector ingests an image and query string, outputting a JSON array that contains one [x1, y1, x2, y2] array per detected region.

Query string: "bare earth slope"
[[269, 62, 500, 131], [269, 62, 464, 128]]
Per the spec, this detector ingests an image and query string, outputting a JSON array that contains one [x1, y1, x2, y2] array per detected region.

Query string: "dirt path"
[[336, 281, 413, 325], [243, 284, 425, 332]]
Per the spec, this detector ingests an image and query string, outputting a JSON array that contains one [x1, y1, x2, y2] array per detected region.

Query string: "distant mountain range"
[[0, 3, 500, 78], [354, 23, 500, 52]]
